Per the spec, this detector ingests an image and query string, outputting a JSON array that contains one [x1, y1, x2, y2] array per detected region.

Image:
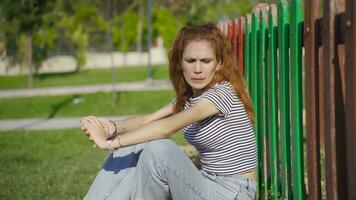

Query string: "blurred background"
[[0, 0, 275, 80]]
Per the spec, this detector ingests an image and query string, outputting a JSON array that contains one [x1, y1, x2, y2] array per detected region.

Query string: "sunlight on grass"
[[0, 129, 186, 200], [0, 90, 175, 119], [0, 65, 169, 89]]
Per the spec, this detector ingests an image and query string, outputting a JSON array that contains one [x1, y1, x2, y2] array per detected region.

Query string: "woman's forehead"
[[182, 40, 216, 58]]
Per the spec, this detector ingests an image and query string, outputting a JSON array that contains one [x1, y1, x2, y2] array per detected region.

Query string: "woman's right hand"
[[80, 116, 108, 149], [97, 117, 117, 138], [80, 116, 116, 139]]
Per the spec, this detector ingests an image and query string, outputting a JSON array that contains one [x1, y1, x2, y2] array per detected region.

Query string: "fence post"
[[245, 15, 252, 88], [238, 17, 245, 75], [304, 0, 322, 199], [267, 4, 279, 199], [345, 0, 356, 198], [251, 10, 263, 198], [277, 1, 292, 199], [322, 0, 348, 199], [290, 0, 306, 199]]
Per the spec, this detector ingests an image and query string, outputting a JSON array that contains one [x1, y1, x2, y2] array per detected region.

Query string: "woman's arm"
[[110, 101, 174, 134], [110, 98, 220, 148], [83, 102, 174, 138], [82, 98, 220, 149]]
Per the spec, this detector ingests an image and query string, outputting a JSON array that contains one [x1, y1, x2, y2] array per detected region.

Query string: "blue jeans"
[[84, 139, 256, 200]]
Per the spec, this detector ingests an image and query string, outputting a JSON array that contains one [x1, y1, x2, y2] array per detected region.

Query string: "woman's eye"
[[201, 59, 211, 63], [186, 59, 195, 63]]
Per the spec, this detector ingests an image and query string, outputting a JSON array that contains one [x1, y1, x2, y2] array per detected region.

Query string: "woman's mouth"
[[191, 78, 205, 83]]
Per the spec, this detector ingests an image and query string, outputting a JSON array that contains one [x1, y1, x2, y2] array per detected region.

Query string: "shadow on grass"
[[47, 94, 81, 118], [34, 70, 85, 80]]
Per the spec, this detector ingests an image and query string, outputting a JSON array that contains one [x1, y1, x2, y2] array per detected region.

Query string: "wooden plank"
[[304, 0, 322, 199], [232, 19, 238, 65], [345, 0, 356, 199], [238, 17, 245, 75], [322, 0, 347, 199], [245, 15, 252, 85], [228, 20, 234, 43]]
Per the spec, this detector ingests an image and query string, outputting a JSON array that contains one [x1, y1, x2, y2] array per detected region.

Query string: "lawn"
[[0, 90, 175, 119], [0, 65, 169, 89], [0, 129, 186, 200]]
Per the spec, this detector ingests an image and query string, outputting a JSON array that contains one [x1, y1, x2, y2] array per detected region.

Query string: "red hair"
[[168, 23, 255, 124]]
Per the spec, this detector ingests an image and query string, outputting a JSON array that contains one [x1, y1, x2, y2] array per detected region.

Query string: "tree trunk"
[[26, 34, 33, 88]]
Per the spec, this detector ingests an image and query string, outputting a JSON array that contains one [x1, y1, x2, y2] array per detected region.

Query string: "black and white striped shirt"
[[183, 81, 257, 175]]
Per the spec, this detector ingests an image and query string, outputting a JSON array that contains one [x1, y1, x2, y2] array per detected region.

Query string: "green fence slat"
[[251, 10, 262, 198], [259, 8, 269, 199], [267, 4, 280, 199], [290, 0, 306, 199], [278, 1, 292, 199]]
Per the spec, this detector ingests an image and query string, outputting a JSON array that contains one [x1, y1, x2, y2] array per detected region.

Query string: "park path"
[[0, 80, 172, 131], [0, 116, 135, 131]]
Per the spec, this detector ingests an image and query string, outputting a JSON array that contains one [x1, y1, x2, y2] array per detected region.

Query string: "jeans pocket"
[[235, 183, 256, 200], [215, 178, 241, 199]]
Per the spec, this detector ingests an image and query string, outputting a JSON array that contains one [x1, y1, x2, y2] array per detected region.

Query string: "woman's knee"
[[144, 139, 178, 158]]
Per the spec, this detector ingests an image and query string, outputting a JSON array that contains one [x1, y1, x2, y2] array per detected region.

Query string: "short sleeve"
[[200, 84, 235, 118]]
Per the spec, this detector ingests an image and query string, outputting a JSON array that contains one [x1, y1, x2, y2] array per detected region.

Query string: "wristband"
[[108, 120, 118, 135], [116, 135, 123, 148]]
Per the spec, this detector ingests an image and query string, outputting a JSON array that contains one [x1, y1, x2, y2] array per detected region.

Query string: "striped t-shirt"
[[183, 81, 257, 175]]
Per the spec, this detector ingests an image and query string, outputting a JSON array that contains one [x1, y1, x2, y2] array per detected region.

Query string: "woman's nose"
[[193, 62, 202, 73]]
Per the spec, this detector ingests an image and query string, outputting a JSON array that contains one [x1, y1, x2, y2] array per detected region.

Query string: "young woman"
[[81, 23, 257, 200]]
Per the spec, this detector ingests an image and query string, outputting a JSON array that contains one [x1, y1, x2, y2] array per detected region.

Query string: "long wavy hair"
[[169, 23, 255, 124]]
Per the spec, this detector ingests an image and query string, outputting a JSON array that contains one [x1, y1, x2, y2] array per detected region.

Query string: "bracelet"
[[106, 139, 114, 151], [108, 120, 118, 135], [116, 135, 123, 148]]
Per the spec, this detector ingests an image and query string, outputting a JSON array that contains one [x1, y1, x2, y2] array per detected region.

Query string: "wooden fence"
[[218, 0, 356, 199]]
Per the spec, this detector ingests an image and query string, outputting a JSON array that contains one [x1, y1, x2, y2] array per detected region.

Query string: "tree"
[[0, 0, 56, 87], [153, 7, 180, 49]]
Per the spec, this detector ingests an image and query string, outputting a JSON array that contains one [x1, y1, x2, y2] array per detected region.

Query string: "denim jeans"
[[84, 139, 256, 200]]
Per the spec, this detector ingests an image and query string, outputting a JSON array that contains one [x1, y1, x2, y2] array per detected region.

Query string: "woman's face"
[[181, 40, 221, 96]]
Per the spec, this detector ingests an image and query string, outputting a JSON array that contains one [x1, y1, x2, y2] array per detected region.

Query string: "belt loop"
[[247, 178, 250, 190]]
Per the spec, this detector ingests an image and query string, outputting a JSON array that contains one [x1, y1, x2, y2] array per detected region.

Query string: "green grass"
[[0, 65, 169, 89], [0, 90, 175, 119], [0, 129, 186, 200]]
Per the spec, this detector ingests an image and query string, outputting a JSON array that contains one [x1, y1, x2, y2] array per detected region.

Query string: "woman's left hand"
[[80, 116, 108, 150]]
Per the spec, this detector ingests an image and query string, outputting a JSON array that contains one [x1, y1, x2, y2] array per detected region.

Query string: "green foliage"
[[153, 7, 180, 48], [0, 0, 271, 74], [0, 0, 55, 34], [33, 27, 58, 70], [16, 34, 28, 73], [112, 11, 139, 52], [71, 25, 88, 69], [57, 5, 107, 70]]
